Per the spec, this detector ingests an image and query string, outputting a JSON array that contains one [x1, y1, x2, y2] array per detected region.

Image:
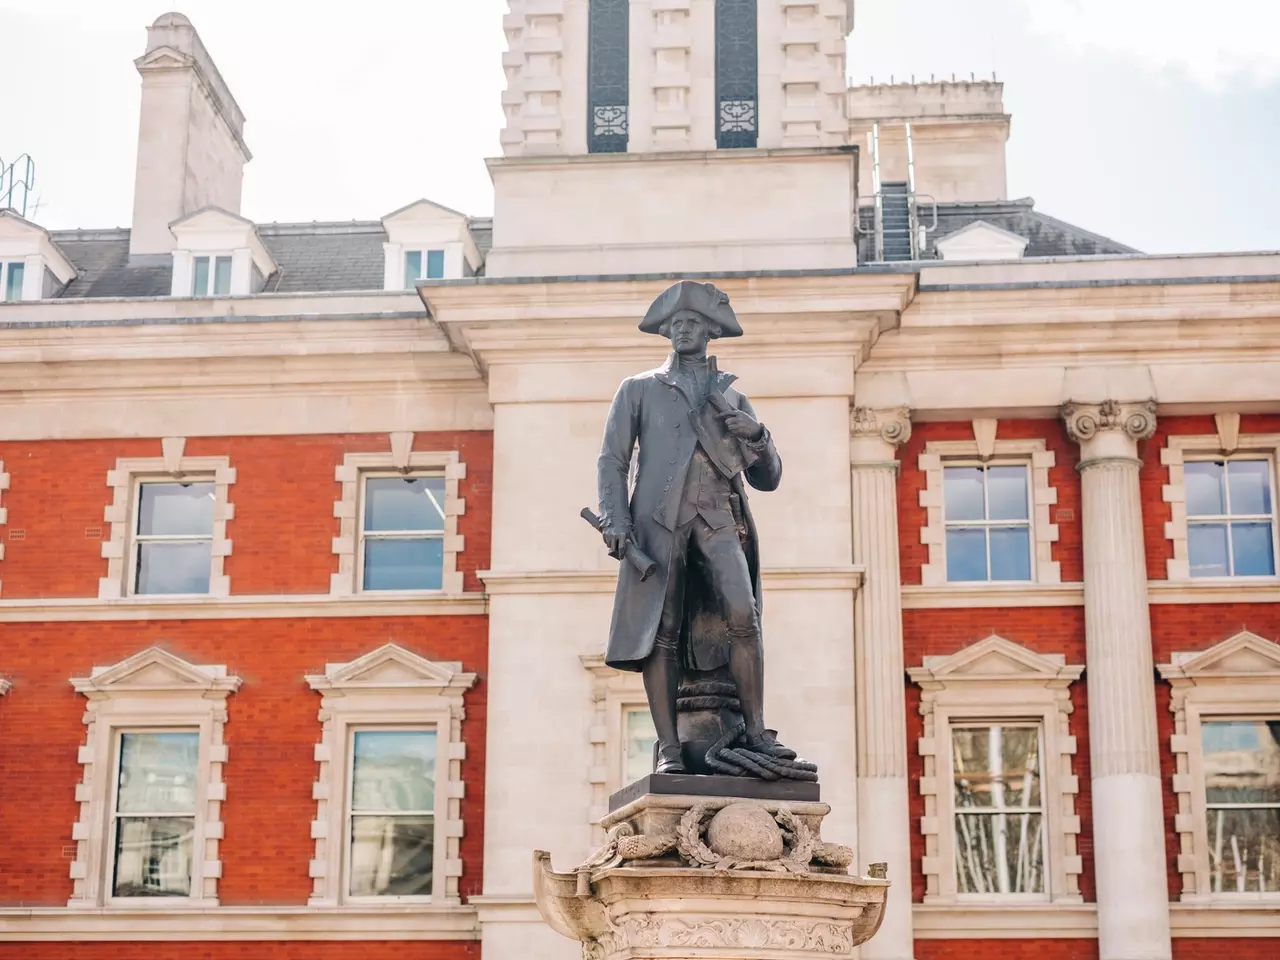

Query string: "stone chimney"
[[129, 13, 251, 255]]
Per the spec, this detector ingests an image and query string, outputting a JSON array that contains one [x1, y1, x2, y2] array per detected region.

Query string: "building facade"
[[0, 6, 1277, 960]]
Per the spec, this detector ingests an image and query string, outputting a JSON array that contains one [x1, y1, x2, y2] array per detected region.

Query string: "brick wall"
[[915, 940, 1098, 959], [904, 608, 1093, 902], [0, 432, 493, 598], [0, 945, 480, 959], [897, 420, 1082, 586], [0, 616, 488, 906]]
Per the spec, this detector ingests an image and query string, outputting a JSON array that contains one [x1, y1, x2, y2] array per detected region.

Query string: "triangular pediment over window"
[[1160, 631, 1280, 683], [934, 219, 1030, 262], [72, 645, 241, 696], [0, 209, 78, 286], [306, 643, 476, 695], [909, 634, 1082, 689]]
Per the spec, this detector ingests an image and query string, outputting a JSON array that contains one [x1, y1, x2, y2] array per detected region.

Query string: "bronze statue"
[[592, 280, 816, 782]]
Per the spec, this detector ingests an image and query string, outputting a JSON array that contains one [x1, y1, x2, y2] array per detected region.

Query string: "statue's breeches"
[[655, 516, 759, 650]]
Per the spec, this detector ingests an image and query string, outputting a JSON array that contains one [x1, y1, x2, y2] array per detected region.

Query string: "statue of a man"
[[596, 280, 802, 777]]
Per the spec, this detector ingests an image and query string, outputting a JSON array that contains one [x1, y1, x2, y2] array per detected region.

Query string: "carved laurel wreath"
[[676, 802, 814, 874]]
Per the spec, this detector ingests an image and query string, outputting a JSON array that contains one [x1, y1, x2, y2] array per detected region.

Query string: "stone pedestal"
[[534, 787, 889, 960]]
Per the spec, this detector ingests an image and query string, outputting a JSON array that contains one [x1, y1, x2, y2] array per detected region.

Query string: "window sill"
[[1148, 579, 1280, 604], [0, 904, 478, 941], [902, 582, 1084, 609], [0, 593, 488, 622], [1170, 901, 1280, 937], [912, 901, 1096, 938]]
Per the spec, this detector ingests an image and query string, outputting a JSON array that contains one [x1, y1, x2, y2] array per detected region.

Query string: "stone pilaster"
[[849, 405, 914, 960], [500, 0, 572, 156], [1061, 399, 1172, 960]]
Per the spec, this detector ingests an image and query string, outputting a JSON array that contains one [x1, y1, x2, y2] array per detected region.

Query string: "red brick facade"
[[0, 946, 480, 959]]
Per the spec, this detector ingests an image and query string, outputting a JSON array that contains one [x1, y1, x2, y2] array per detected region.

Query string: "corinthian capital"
[[1061, 400, 1157, 443]]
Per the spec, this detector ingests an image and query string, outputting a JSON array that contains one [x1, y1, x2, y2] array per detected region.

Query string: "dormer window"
[[1, 262, 24, 301], [404, 249, 445, 289], [192, 255, 233, 297]]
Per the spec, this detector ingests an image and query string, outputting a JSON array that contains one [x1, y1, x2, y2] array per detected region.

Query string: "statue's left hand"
[[717, 408, 765, 441]]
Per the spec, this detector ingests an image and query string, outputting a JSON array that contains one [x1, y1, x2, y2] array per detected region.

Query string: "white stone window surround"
[[67, 647, 241, 909], [918, 425, 1061, 587], [305, 644, 476, 907], [330, 437, 466, 597], [1160, 419, 1280, 582], [0, 460, 10, 597], [1159, 630, 1280, 903], [909, 635, 1085, 905], [99, 439, 236, 600], [168, 207, 277, 298], [582, 655, 651, 840], [0, 209, 78, 300]]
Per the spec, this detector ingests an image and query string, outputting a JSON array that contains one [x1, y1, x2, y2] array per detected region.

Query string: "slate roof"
[[48, 217, 495, 298], [856, 197, 1139, 262]]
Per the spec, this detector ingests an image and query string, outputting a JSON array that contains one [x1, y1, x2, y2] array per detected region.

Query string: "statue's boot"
[[655, 743, 687, 775], [742, 729, 798, 761]]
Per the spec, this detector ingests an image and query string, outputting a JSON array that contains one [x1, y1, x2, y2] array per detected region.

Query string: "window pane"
[[117, 732, 200, 814], [404, 250, 422, 288], [212, 256, 232, 295], [113, 816, 194, 897], [3, 262, 23, 301], [953, 726, 1042, 809], [1228, 460, 1274, 516], [1232, 522, 1276, 577], [363, 538, 444, 591], [1206, 808, 1280, 894], [955, 812, 1045, 894], [352, 730, 436, 812], [349, 815, 433, 896], [1185, 460, 1226, 516], [1188, 523, 1230, 578], [946, 528, 988, 582], [137, 482, 215, 536], [987, 466, 1029, 521], [1203, 720, 1280, 804], [989, 526, 1032, 581], [136, 541, 213, 595], [944, 466, 986, 522], [364, 477, 446, 532], [624, 708, 657, 783], [192, 256, 210, 296], [426, 250, 445, 279]]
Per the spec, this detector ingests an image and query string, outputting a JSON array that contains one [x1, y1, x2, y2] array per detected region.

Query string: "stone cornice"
[[0, 593, 488, 623], [479, 566, 864, 595]]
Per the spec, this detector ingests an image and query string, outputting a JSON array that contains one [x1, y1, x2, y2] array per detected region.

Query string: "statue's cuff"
[[744, 425, 772, 452]]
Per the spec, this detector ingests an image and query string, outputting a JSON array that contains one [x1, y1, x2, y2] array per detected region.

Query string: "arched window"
[[715, 0, 758, 148], [588, 0, 629, 153]]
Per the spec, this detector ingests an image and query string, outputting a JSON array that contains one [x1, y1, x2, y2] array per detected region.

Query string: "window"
[[111, 731, 200, 898], [715, 0, 758, 149], [69, 647, 239, 908], [952, 723, 1046, 895], [942, 464, 1033, 582], [348, 729, 437, 898], [99, 445, 235, 600], [910, 635, 1084, 904], [306, 644, 476, 907], [1, 261, 24, 301], [132, 481, 215, 595], [403, 249, 445, 288], [1161, 631, 1280, 901], [587, 0, 629, 154], [623, 707, 657, 783], [918, 434, 1059, 588], [191, 255, 232, 296], [1200, 719, 1280, 894], [360, 476, 447, 591], [1184, 458, 1276, 578], [331, 444, 466, 597]]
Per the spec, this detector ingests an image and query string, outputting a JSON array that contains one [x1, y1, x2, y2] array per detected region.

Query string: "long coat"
[[597, 353, 783, 673]]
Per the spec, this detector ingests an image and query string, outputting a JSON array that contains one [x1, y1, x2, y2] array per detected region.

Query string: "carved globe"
[[705, 802, 783, 861]]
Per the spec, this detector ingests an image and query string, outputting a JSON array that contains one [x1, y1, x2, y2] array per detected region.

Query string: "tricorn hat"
[[639, 280, 742, 338]]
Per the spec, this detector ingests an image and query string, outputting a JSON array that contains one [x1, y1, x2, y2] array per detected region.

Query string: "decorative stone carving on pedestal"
[[535, 788, 889, 960]]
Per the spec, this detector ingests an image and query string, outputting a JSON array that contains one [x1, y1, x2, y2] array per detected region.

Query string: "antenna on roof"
[[0, 154, 36, 218]]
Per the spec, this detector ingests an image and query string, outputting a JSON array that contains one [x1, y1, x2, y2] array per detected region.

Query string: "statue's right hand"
[[602, 525, 631, 560]]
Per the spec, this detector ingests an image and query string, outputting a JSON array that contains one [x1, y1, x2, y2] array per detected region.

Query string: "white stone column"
[[1062, 400, 1172, 960], [849, 406, 914, 960]]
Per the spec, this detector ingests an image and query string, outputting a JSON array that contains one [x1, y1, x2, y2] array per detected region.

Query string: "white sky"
[[2, 0, 1277, 253]]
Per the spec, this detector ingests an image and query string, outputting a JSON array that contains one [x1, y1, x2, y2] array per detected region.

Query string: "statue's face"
[[668, 309, 713, 356]]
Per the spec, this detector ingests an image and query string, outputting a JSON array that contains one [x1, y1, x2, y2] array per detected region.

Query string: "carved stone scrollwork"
[[597, 915, 856, 956], [849, 406, 912, 447], [1061, 399, 1157, 443]]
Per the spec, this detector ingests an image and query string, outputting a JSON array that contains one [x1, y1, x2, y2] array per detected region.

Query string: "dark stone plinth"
[[609, 773, 821, 812]]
